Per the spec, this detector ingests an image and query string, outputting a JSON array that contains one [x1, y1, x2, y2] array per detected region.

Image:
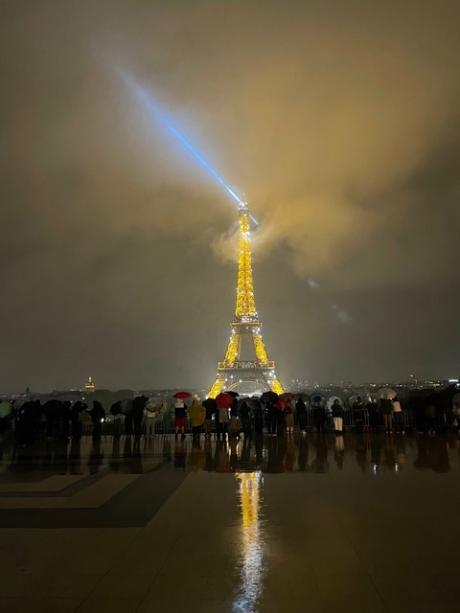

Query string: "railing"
[[9, 405, 437, 438], [147, 406, 418, 434]]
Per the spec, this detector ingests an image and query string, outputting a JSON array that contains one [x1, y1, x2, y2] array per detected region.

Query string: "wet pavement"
[[0, 433, 459, 612]]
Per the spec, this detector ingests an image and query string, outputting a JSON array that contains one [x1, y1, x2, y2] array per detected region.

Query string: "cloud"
[[1, 1, 460, 389], [99, 1, 460, 291]]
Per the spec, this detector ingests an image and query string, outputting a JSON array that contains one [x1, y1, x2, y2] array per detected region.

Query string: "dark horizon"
[[3, 377, 455, 398]]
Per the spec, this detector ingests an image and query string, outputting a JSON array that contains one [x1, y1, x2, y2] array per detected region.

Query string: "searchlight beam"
[[119, 71, 249, 212]]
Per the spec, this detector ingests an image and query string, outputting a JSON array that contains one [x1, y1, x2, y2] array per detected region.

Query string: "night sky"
[[2, 1, 460, 392]]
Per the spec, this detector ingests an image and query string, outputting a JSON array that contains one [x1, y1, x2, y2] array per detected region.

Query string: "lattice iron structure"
[[208, 205, 284, 398]]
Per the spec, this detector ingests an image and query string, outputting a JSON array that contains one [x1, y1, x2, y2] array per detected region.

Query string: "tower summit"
[[119, 74, 282, 397], [208, 204, 284, 397]]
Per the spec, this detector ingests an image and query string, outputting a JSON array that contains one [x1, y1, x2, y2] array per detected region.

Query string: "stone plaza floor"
[[0, 432, 458, 612]]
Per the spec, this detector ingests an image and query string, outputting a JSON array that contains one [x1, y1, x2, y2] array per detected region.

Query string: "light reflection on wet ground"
[[0, 433, 457, 475], [234, 472, 264, 613], [1, 434, 460, 612]]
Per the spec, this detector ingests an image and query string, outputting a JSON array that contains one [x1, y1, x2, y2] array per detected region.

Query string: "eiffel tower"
[[208, 204, 284, 397]]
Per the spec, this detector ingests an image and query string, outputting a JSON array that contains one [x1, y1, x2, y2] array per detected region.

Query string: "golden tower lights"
[[208, 204, 284, 398]]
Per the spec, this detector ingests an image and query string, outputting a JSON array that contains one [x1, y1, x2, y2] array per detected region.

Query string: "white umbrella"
[[378, 387, 397, 400], [327, 396, 344, 413]]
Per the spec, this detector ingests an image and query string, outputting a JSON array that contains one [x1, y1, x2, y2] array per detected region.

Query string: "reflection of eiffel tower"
[[234, 472, 264, 611], [208, 204, 283, 397]]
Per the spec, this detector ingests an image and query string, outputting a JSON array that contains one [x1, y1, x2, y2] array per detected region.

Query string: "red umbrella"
[[173, 391, 191, 399], [216, 392, 233, 408], [275, 398, 287, 410], [280, 393, 293, 400]]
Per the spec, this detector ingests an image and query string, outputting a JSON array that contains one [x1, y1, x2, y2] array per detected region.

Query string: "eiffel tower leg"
[[270, 377, 284, 395], [253, 332, 284, 394], [252, 332, 269, 365], [224, 331, 241, 364], [208, 332, 242, 398], [208, 375, 225, 399], [259, 370, 284, 395]]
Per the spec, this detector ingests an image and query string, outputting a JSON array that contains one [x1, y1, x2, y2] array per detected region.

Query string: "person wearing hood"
[[252, 398, 264, 435], [70, 401, 86, 439], [266, 397, 277, 436], [296, 397, 307, 434], [123, 398, 134, 436], [43, 399, 62, 439], [90, 401, 105, 440], [15, 400, 38, 446], [59, 401, 71, 440], [188, 397, 206, 439], [239, 401, 251, 437], [312, 396, 327, 434], [110, 401, 123, 437], [229, 397, 240, 438], [132, 395, 148, 437], [202, 397, 217, 437]]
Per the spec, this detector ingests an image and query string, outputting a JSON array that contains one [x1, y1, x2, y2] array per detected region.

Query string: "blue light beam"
[[119, 71, 248, 211]]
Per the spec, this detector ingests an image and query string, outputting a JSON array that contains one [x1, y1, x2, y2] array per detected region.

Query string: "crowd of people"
[[1, 386, 460, 446], [174, 392, 460, 439], [4, 396, 150, 445]]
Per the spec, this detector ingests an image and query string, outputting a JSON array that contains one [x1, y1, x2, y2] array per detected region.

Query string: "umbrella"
[[173, 391, 192, 400], [216, 392, 233, 408], [327, 395, 344, 411], [261, 391, 279, 405], [0, 400, 12, 418], [110, 401, 123, 416], [275, 398, 287, 410], [121, 398, 133, 414], [226, 391, 239, 398], [378, 387, 396, 400], [280, 393, 293, 407], [248, 396, 262, 409], [348, 394, 371, 407], [203, 398, 217, 411], [311, 394, 325, 404]]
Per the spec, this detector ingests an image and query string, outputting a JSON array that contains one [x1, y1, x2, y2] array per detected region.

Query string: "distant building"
[[84, 376, 95, 393]]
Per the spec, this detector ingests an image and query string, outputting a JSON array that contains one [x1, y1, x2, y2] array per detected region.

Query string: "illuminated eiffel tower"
[[208, 204, 284, 397]]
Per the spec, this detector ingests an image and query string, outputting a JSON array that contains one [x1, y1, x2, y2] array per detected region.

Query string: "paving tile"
[[0, 474, 138, 509], [0, 597, 80, 613], [0, 570, 49, 597], [1, 435, 460, 612], [45, 572, 104, 599], [0, 598, 22, 613], [76, 596, 142, 613], [34, 598, 80, 613], [0, 475, 86, 493]]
